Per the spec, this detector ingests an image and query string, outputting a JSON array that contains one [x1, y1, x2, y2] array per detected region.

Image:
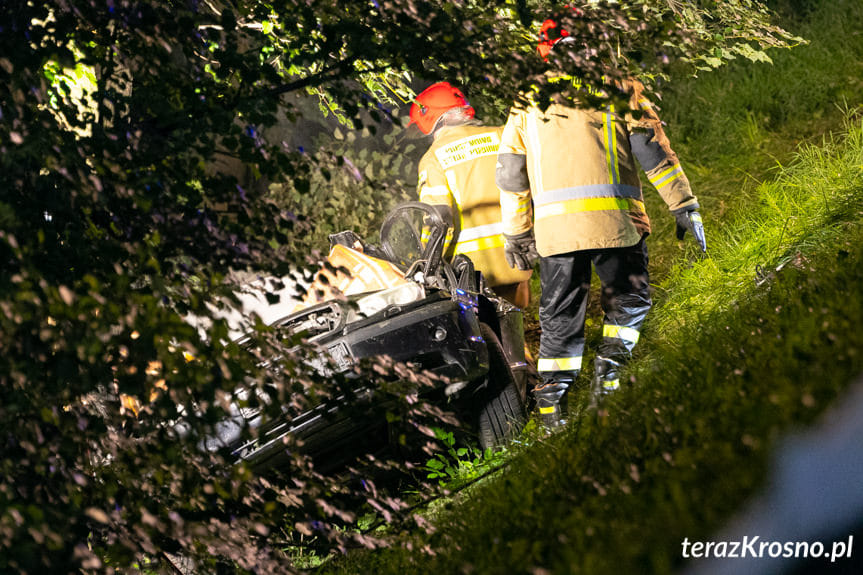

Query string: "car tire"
[[476, 323, 526, 449]]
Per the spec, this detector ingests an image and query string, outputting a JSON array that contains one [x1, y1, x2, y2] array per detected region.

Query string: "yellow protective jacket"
[[417, 123, 532, 287], [496, 79, 698, 256]]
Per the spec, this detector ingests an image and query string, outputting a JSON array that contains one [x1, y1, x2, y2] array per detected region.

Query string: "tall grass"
[[650, 112, 863, 338], [662, 0, 863, 162], [644, 0, 863, 281]]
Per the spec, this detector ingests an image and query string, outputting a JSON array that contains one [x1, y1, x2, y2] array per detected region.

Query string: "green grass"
[[644, 0, 863, 281], [316, 0, 863, 570], [650, 113, 863, 337]]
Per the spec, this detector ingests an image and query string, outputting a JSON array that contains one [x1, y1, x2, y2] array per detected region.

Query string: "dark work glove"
[[503, 230, 539, 271], [673, 207, 707, 252]]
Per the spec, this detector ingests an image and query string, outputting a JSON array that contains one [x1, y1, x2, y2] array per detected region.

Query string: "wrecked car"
[[213, 202, 529, 473]]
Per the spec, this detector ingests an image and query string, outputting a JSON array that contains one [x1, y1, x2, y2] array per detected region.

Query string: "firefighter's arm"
[[632, 130, 706, 251], [417, 156, 456, 250], [496, 109, 534, 235], [625, 82, 698, 213], [626, 83, 705, 251]]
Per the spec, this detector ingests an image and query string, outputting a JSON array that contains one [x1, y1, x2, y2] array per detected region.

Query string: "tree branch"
[[259, 56, 359, 98]]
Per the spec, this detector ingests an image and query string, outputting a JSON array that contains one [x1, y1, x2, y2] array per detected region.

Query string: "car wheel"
[[476, 323, 526, 449]]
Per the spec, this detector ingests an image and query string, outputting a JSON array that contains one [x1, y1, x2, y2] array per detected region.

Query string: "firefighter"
[[496, 8, 707, 430], [410, 81, 533, 308]]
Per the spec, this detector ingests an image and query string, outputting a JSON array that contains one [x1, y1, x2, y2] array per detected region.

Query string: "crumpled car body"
[[214, 202, 529, 473]]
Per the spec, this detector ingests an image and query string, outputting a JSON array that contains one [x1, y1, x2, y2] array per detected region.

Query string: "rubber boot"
[[591, 356, 622, 407], [533, 378, 572, 432]]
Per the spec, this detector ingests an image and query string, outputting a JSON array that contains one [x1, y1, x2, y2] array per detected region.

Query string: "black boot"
[[592, 355, 622, 403], [536, 395, 567, 430], [533, 378, 572, 432]]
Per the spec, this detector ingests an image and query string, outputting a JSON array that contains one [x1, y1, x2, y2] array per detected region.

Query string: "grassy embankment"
[[323, 2, 863, 573]]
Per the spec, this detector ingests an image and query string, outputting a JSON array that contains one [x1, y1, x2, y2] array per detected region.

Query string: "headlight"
[[347, 282, 425, 322]]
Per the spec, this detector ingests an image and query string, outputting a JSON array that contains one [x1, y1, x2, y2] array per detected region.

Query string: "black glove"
[[503, 230, 539, 271], [673, 207, 707, 252]]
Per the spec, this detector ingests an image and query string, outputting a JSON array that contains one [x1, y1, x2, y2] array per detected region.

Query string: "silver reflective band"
[[538, 356, 583, 372], [458, 221, 504, 242], [533, 184, 642, 206], [650, 164, 684, 189], [603, 324, 640, 344]]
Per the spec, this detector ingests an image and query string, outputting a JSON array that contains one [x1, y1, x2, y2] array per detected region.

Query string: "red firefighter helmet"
[[408, 82, 475, 135], [537, 5, 583, 60]]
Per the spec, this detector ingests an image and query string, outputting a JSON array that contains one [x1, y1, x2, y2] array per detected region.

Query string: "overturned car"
[[212, 202, 529, 473]]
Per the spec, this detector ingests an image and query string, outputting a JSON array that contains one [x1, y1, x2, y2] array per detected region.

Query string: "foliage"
[[472, 0, 803, 113], [664, 0, 805, 70], [269, 112, 420, 255], [421, 428, 503, 487], [0, 0, 799, 573], [660, 0, 863, 159]]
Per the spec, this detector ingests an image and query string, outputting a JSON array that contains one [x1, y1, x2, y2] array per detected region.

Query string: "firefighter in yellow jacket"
[[496, 10, 707, 429], [410, 81, 532, 308]]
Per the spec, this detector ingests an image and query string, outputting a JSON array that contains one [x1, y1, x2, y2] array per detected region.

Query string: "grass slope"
[[322, 2, 863, 573], [645, 0, 863, 281]]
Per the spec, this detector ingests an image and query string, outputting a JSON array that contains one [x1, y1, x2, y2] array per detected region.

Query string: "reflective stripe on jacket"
[[496, 82, 698, 256], [417, 124, 532, 287]]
